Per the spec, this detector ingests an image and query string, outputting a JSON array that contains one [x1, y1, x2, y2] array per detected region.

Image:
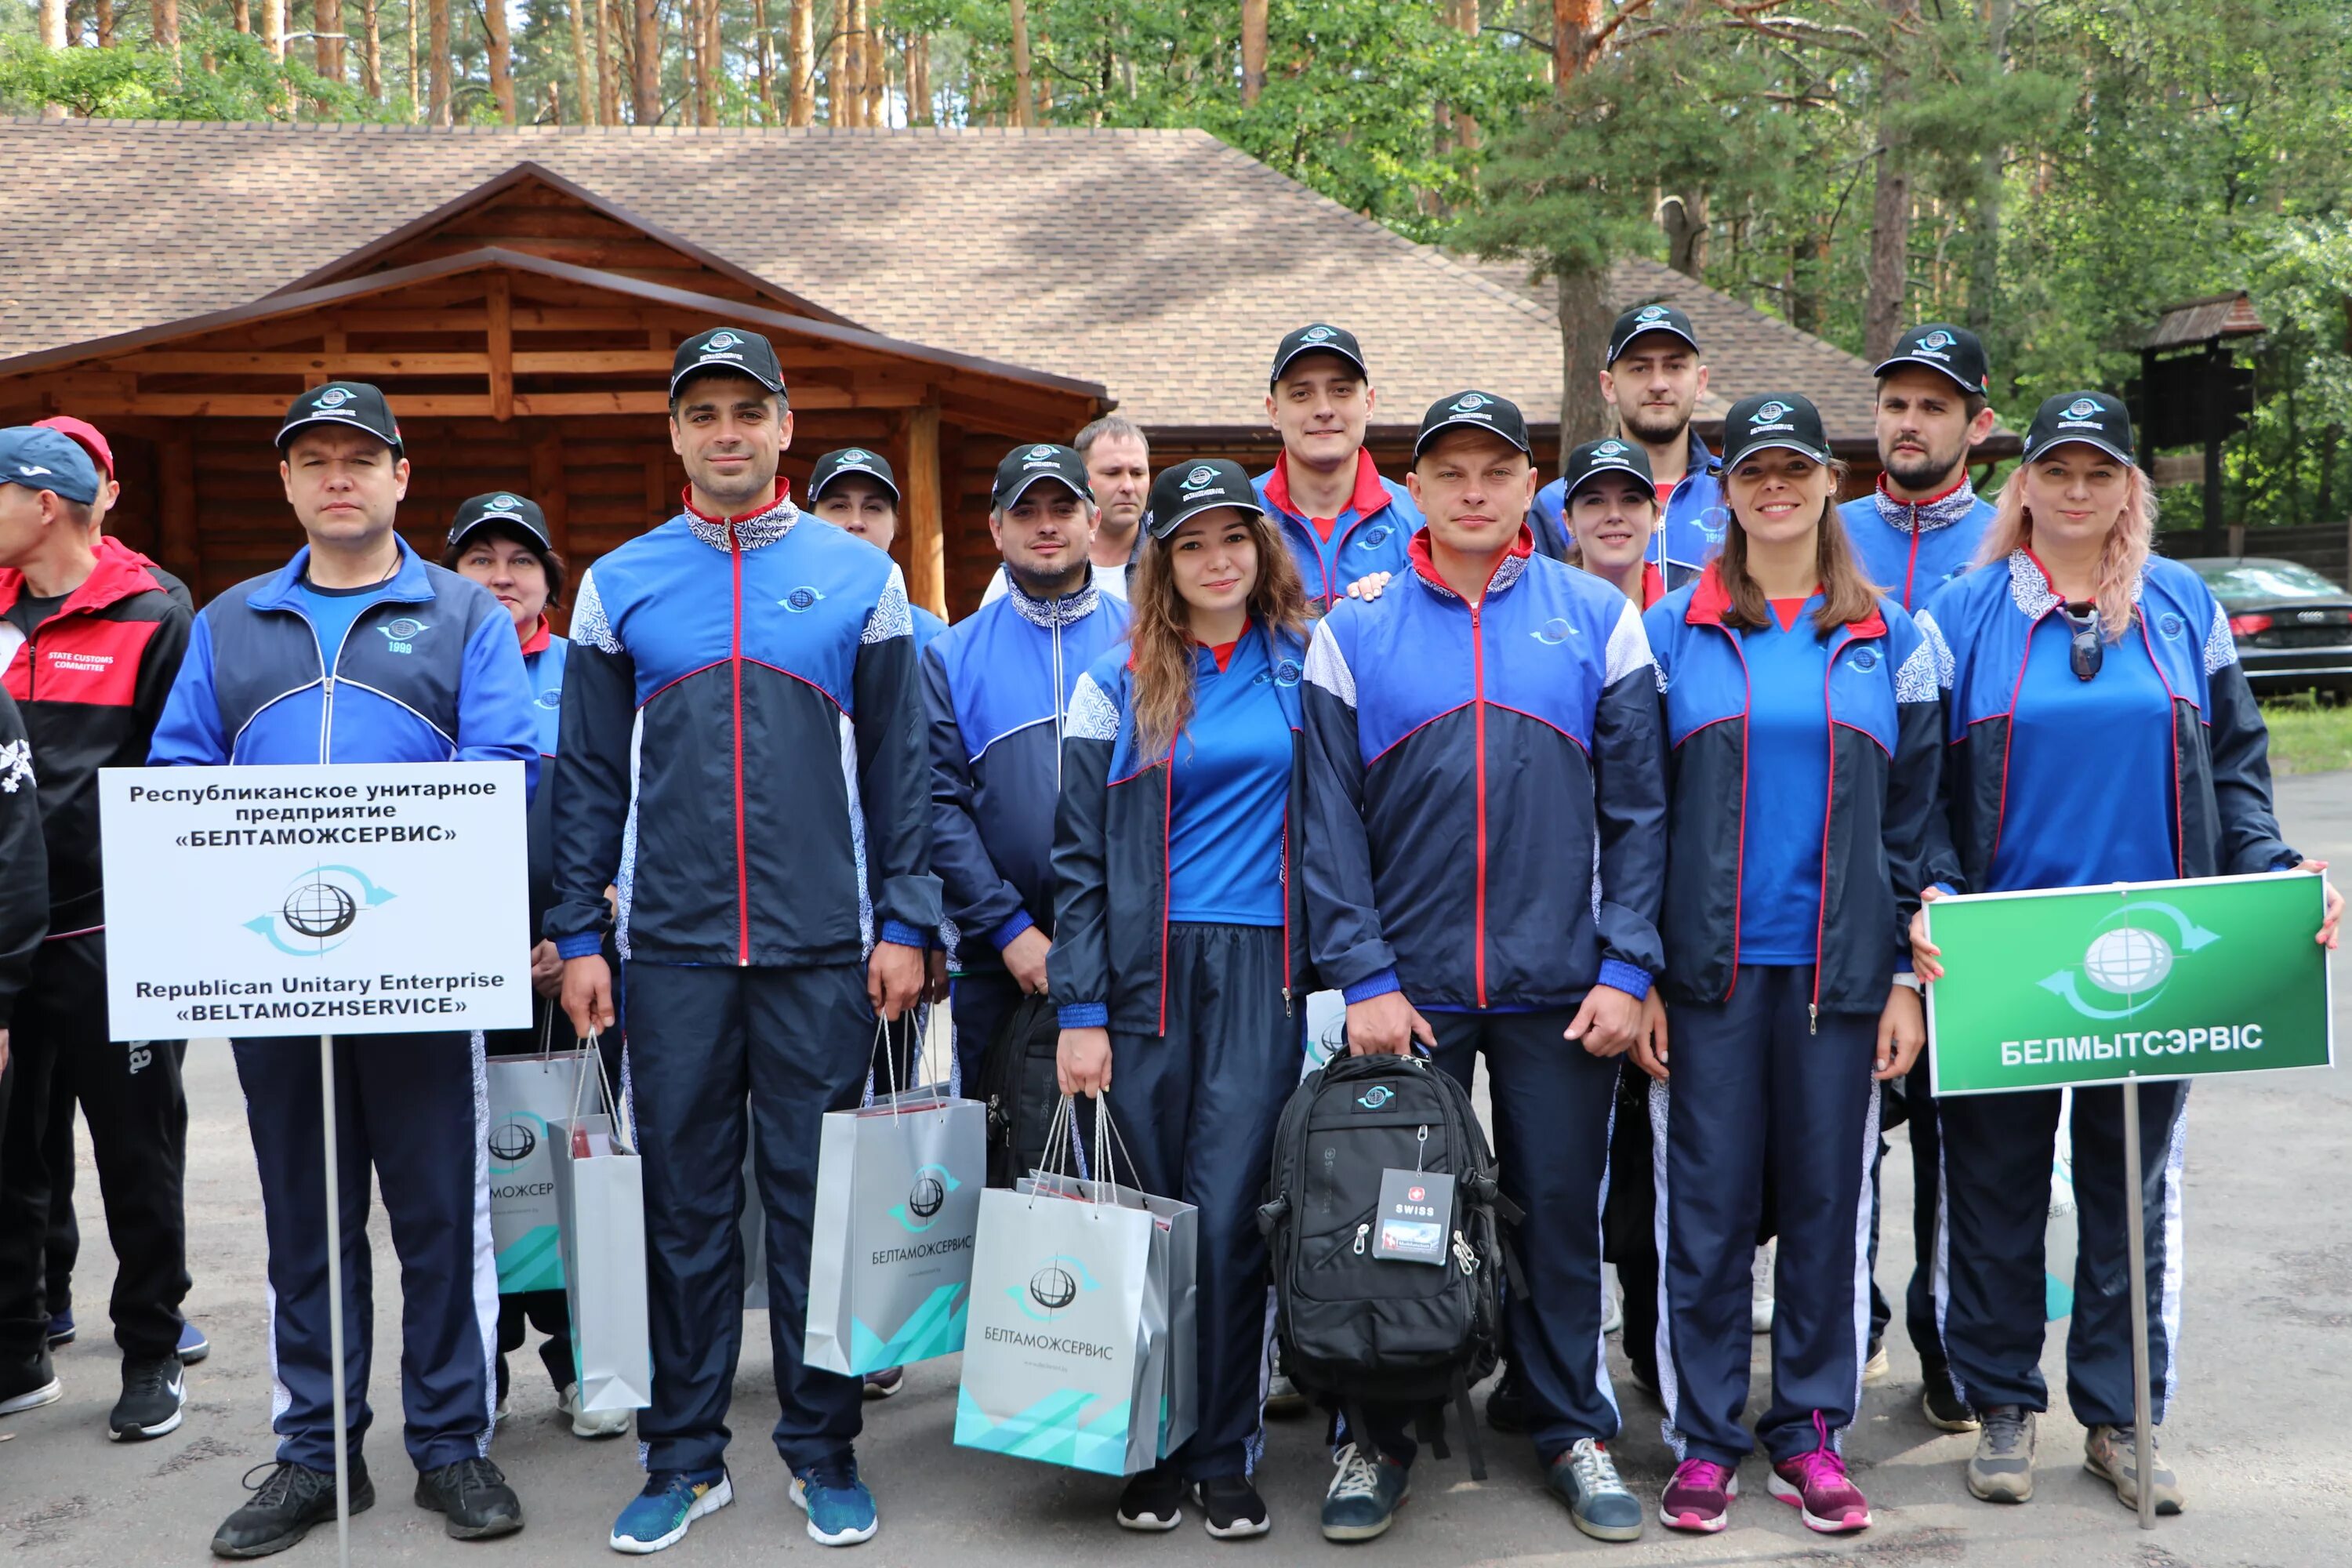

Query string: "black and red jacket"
[[0, 542, 191, 935]]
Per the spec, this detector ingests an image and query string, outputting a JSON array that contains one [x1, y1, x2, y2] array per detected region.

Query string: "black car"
[[2182, 557, 2352, 696]]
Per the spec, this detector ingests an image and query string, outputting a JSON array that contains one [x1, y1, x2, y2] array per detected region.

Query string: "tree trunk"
[[1863, 0, 1919, 361], [827, 0, 848, 123], [360, 0, 379, 98], [426, 0, 450, 122], [1964, 0, 2013, 343], [1240, 0, 1265, 105], [1556, 263, 1616, 456], [786, 0, 813, 123], [405, 0, 417, 114], [904, 31, 928, 125], [562, 0, 593, 121], [751, 0, 771, 116], [485, 0, 515, 121], [95, 0, 114, 48], [1788, 223, 1828, 334], [596, 0, 618, 122], [1446, 0, 1479, 146], [864, 13, 884, 125], [1009, 0, 1033, 125], [260, 0, 284, 59], [316, 0, 343, 82], [844, 0, 866, 126], [631, 0, 657, 123], [231, 0, 249, 33], [151, 0, 179, 52], [1661, 187, 1708, 278], [1552, 0, 1601, 89]]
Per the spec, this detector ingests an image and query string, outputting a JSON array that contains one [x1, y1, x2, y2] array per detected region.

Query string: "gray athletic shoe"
[[1965, 1406, 2035, 1503], [2083, 1425, 2184, 1515]]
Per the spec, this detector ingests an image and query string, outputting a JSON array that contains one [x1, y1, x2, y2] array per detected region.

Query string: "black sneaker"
[[1922, 1367, 1980, 1432], [1192, 1474, 1270, 1539], [414, 1455, 524, 1540], [110, 1355, 186, 1441], [212, 1459, 376, 1559], [1116, 1465, 1183, 1532], [1486, 1361, 1529, 1432]]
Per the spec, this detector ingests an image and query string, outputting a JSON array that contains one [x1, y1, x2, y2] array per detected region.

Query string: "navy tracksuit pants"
[[949, 965, 1022, 1099], [624, 960, 874, 1474], [1864, 1047, 1946, 1372], [1365, 1005, 1623, 1466], [1934, 1080, 2188, 1428], [1102, 924, 1297, 1483], [234, 1030, 495, 1472], [1656, 967, 1879, 1466]]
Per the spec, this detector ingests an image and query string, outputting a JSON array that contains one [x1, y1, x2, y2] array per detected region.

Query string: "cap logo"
[[1301, 325, 1335, 343], [314, 387, 352, 408], [1595, 441, 1626, 456], [492, 494, 519, 511], [1923, 330, 1955, 350], [840, 448, 872, 464], [1183, 466, 1217, 488], [1755, 401, 1791, 423], [706, 331, 741, 350], [1029, 445, 1057, 460], [1638, 306, 1667, 321], [14, 463, 53, 477], [1451, 394, 1491, 412], [2065, 397, 2102, 419]]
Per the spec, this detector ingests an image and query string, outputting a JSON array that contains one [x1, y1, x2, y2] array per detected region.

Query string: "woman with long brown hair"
[[1909, 391, 2339, 1514], [1048, 459, 1316, 1541], [1638, 394, 1947, 1536]]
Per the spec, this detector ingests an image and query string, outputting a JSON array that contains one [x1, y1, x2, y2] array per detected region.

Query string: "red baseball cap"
[[34, 416, 114, 481]]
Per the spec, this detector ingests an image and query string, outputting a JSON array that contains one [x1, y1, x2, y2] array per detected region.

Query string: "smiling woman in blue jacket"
[[1050, 459, 1314, 1543], [1910, 392, 2340, 1517], [1639, 394, 1947, 1540]]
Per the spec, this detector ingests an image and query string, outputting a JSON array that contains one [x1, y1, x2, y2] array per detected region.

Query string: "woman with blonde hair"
[[1049, 459, 1316, 1540], [1911, 391, 2340, 1515]]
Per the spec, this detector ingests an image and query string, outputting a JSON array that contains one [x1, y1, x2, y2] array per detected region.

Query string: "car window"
[[2189, 558, 2345, 600]]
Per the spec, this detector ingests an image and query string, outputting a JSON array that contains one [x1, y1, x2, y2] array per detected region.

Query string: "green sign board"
[[1926, 873, 2335, 1096]]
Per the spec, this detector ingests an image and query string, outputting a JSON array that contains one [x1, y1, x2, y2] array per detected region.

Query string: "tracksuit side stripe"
[[2157, 1092, 2189, 1422], [1592, 1072, 1621, 1427], [1838, 1080, 1883, 1454], [468, 1033, 499, 1456], [1931, 1102, 1965, 1407], [1646, 1077, 1686, 1458], [241, 1078, 297, 1438]]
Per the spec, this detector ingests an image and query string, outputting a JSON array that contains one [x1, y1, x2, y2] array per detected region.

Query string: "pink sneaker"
[[1768, 1415, 1871, 1534], [1660, 1457, 1737, 1533]]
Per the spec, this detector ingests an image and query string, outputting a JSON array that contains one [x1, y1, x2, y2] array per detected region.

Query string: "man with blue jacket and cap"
[[1838, 324, 2000, 612], [550, 328, 938, 1554], [147, 382, 540, 1559], [1302, 390, 1667, 1546], [1254, 325, 1423, 613]]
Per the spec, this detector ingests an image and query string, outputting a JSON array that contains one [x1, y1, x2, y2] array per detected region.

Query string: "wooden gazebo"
[[0, 164, 1109, 618]]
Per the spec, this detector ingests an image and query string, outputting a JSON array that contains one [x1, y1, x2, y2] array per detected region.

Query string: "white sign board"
[[99, 761, 534, 1040]]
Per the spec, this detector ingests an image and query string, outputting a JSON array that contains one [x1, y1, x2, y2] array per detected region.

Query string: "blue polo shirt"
[[1738, 595, 1832, 963], [1167, 627, 1290, 926]]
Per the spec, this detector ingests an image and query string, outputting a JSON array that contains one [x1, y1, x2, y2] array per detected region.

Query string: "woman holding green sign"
[[1635, 393, 1947, 1537], [1910, 390, 2341, 1515]]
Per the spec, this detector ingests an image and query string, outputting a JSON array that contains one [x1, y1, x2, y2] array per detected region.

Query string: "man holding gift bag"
[[553, 328, 938, 1554]]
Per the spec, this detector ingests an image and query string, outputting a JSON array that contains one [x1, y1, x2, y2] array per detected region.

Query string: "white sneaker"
[[1751, 1240, 1777, 1334], [1601, 1288, 1624, 1337], [562, 1382, 632, 1439]]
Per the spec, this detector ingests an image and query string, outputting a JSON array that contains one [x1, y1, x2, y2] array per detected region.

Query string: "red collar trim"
[[1407, 524, 1533, 598], [0, 537, 165, 619], [1684, 563, 1884, 637], [681, 479, 791, 524], [1640, 561, 1667, 610], [519, 615, 553, 656], [1878, 472, 1968, 507], [2020, 546, 2063, 597], [1266, 448, 1390, 524]]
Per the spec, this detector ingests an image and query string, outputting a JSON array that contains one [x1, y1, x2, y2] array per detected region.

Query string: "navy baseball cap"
[[277, 382, 402, 455], [993, 443, 1092, 509], [1270, 323, 1370, 386], [448, 492, 553, 553], [809, 447, 901, 508], [1559, 437, 1655, 505], [1144, 459, 1265, 540], [670, 327, 787, 400], [1875, 324, 1991, 397], [1413, 390, 1533, 462], [1720, 393, 1832, 469], [0, 426, 100, 506], [1608, 303, 1701, 364], [2024, 391, 2136, 467]]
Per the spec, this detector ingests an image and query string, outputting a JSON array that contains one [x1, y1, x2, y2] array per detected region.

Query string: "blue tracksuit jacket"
[[1838, 477, 1995, 612], [1534, 428, 1722, 579], [1254, 452, 1423, 612]]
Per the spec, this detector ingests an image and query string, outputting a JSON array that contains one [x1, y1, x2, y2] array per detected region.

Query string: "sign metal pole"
[[321, 1032, 353, 1568], [2119, 1074, 2156, 1531]]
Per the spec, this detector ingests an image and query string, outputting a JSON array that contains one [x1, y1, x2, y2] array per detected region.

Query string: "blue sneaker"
[[45, 1312, 74, 1350], [790, 1453, 878, 1547], [1547, 1438, 1645, 1541], [1321, 1443, 1410, 1542], [609, 1468, 731, 1555], [177, 1321, 210, 1364]]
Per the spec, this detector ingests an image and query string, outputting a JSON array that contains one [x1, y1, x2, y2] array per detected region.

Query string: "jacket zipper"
[[1809, 626, 1858, 1034], [1470, 600, 1488, 1009], [1904, 521, 1922, 611], [1280, 808, 1294, 1018], [730, 526, 750, 967], [1156, 737, 1175, 1035], [1717, 624, 1752, 1004]]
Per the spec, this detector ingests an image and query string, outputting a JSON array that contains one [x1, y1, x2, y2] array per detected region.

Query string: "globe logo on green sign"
[[2041, 901, 2218, 1019], [2082, 927, 2172, 993]]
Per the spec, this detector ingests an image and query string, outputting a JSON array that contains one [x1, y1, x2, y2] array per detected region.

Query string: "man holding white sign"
[[551, 328, 938, 1554], [147, 383, 541, 1558]]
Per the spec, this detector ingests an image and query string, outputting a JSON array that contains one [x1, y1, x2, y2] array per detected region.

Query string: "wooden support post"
[[902, 401, 947, 619], [158, 434, 201, 595], [487, 274, 515, 423]]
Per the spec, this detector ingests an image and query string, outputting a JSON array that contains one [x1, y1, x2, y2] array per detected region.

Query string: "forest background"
[[1, 0, 2348, 536]]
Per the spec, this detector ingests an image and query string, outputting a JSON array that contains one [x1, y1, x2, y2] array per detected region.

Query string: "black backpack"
[[978, 993, 1088, 1189], [1258, 1051, 1519, 1477]]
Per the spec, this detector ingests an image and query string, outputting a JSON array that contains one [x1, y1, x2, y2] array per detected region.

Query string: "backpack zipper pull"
[[1415, 1124, 1428, 1173], [1352, 1221, 1369, 1256], [1454, 1232, 1476, 1275]]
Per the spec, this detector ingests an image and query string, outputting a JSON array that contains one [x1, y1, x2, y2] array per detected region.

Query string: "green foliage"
[[0, 22, 391, 121]]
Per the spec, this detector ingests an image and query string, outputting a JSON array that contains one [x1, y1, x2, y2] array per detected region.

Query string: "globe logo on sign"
[[1029, 1265, 1077, 1311], [283, 881, 358, 940], [2066, 397, 2101, 420], [2082, 927, 2172, 995], [487, 1117, 538, 1167]]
